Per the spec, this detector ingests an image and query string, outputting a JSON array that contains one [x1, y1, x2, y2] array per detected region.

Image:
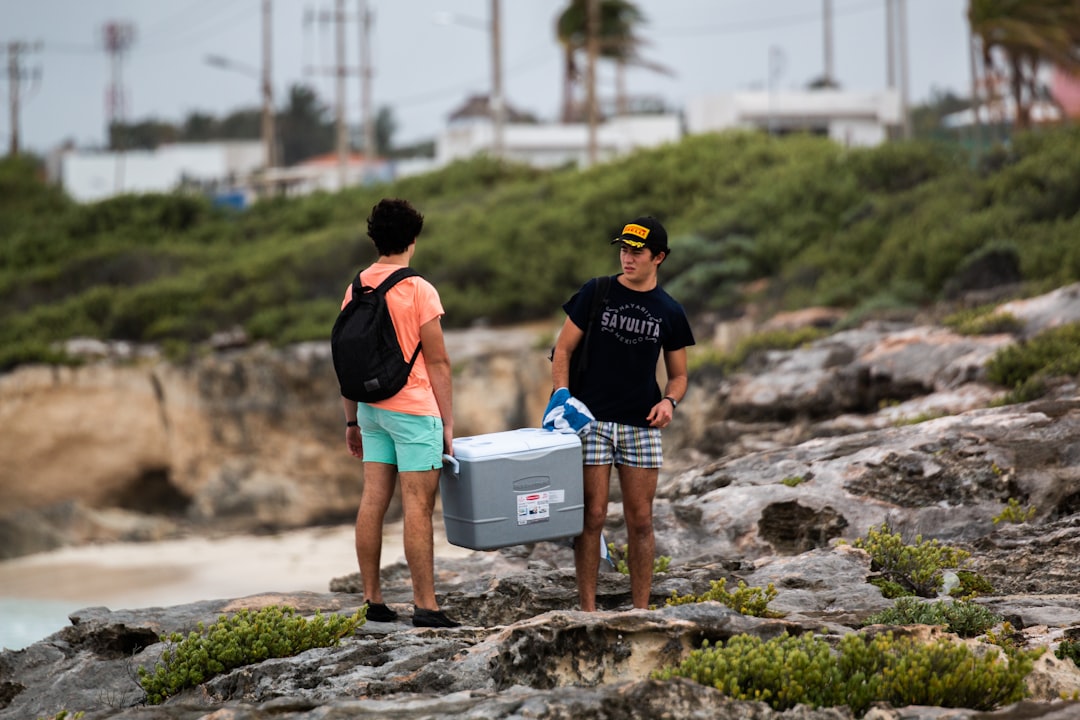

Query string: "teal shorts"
[[356, 404, 443, 472]]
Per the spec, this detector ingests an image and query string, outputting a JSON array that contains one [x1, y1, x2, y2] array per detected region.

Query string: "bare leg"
[[574, 464, 612, 611], [399, 468, 442, 610], [355, 462, 397, 602], [617, 464, 658, 609]]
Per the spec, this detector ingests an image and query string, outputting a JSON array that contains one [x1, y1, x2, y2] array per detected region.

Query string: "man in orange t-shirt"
[[341, 198, 459, 628]]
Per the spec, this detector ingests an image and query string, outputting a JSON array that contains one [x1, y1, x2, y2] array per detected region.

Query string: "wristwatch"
[[346, 420, 359, 428], [663, 396, 678, 410]]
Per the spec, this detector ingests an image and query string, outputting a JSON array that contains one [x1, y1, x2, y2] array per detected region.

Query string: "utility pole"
[[897, 0, 911, 139], [885, 0, 896, 92], [490, 0, 504, 160], [822, 0, 834, 87], [103, 21, 135, 192], [262, 0, 276, 168], [5, 41, 41, 156], [585, 0, 599, 167], [335, 0, 348, 188], [884, 0, 911, 140], [968, 28, 985, 151], [305, 2, 361, 188], [359, 0, 374, 176]]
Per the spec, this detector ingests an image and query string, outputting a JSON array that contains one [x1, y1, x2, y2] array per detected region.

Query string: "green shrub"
[[943, 306, 1023, 336], [1056, 639, 1080, 666], [864, 596, 1004, 638], [993, 498, 1037, 525], [653, 631, 1038, 715], [955, 570, 994, 598], [137, 605, 363, 704], [666, 578, 783, 618], [605, 542, 671, 576], [5, 128, 1080, 371], [893, 411, 948, 426], [850, 523, 974, 598], [986, 322, 1080, 396]]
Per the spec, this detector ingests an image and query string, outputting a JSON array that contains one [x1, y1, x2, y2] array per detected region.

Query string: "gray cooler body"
[[440, 428, 584, 551]]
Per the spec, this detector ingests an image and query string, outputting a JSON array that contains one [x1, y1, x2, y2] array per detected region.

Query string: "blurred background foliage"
[[2, 126, 1080, 370]]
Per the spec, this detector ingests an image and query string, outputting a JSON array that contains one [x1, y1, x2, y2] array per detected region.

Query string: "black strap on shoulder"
[[573, 274, 611, 376], [353, 266, 420, 296]]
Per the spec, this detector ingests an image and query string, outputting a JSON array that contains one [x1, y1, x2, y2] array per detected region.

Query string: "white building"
[[434, 92, 682, 167], [58, 141, 265, 204], [687, 90, 902, 147], [436, 114, 683, 168]]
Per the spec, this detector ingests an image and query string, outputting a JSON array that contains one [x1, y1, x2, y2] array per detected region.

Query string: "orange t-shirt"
[[340, 263, 445, 417]]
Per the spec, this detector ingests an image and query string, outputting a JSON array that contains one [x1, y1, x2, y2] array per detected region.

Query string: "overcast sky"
[[4, 0, 971, 154]]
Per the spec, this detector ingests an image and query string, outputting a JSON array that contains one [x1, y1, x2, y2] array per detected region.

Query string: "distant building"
[[259, 152, 397, 195], [1052, 67, 1080, 119], [437, 92, 682, 168], [57, 141, 265, 204], [686, 89, 902, 147]]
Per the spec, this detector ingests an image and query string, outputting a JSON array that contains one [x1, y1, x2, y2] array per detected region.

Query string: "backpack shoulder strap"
[[377, 267, 420, 293], [353, 267, 421, 297], [583, 275, 611, 331]]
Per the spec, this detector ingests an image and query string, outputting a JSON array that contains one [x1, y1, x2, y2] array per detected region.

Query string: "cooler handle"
[[442, 454, 459, 476]]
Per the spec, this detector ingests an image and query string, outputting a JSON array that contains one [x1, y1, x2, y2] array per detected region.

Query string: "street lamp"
[[204, 50, 276, 168], [434, 1, 504, 159]]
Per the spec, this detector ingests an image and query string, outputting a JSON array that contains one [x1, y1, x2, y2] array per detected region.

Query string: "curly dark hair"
[[367, 198, 424, 256]]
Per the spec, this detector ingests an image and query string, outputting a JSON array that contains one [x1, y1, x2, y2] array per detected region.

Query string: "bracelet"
[[346, 420, 359, 428], [663, 396, 678, 410]]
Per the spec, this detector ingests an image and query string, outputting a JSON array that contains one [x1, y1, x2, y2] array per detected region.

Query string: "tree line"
[[107, 84, 413, 165]]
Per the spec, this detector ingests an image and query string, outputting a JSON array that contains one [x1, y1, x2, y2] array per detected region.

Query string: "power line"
[[386, 41, 553, 110], [142, 0, 259, 53], [141, 0, 251, 42], [653, 0, 881, 38]]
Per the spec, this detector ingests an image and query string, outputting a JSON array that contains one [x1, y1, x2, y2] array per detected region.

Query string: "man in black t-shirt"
[[551, 216, 695, 611]]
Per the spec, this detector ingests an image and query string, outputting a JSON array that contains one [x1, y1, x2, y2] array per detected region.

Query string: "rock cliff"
[[1, 286, 1080, 719], [0, 324, 553, 557]]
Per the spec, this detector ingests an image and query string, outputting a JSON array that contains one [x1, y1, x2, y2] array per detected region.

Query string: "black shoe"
[[363, 600, 398, 623], [412, 607, 461, 628]]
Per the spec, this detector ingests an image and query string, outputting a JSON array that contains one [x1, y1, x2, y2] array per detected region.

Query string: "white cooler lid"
[[451, 428, 581, 460]]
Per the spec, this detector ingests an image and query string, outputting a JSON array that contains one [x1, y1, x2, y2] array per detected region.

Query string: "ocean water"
[[0, 598, 84, 651]]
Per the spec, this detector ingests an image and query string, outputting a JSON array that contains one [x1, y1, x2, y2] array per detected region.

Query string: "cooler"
[[439, 428, 584, 551]]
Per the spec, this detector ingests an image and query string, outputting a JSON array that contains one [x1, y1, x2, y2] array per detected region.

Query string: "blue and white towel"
[[542, 388, 595, 436]]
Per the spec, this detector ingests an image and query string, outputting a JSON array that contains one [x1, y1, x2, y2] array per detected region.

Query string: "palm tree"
[[968, 0, 1080, 130], [555, 0, 671, 122]]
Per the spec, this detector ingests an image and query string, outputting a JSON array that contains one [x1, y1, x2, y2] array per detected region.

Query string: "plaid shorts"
[[582, 421, 663, 468]]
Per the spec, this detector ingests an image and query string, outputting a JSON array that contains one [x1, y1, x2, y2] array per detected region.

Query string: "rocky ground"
[[2, 285, 1080, 719]]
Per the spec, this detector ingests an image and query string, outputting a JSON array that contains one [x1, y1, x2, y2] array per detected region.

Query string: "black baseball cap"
[[610, 216, 669, 255]]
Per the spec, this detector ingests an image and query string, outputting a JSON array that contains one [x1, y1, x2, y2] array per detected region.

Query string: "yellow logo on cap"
[[622, 223, 650, 240]]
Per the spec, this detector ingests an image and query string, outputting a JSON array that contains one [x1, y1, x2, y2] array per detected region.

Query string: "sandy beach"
[[0, 519, 473, 609]]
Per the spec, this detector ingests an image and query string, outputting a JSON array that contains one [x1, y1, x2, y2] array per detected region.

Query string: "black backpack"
[[331, 267, 422, 403]]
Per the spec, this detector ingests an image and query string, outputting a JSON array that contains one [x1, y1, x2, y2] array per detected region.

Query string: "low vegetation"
[[653, 631, 1039, 715], [993, 497, 1038, 524], [4, 125, 1080, 371], [137, 605, 363, 704], [665, 578, 783, 618], [863, 596, 1003, 638], [606, 542, 671, 576], [986, 321, 1080, 404], [943, 305, 1023, 336], [849, 522, 984, 599], [1057, 639, 1080, 666]]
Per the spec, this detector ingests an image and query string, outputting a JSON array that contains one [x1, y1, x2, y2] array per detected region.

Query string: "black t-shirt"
[[563, 275, 695, 426]]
